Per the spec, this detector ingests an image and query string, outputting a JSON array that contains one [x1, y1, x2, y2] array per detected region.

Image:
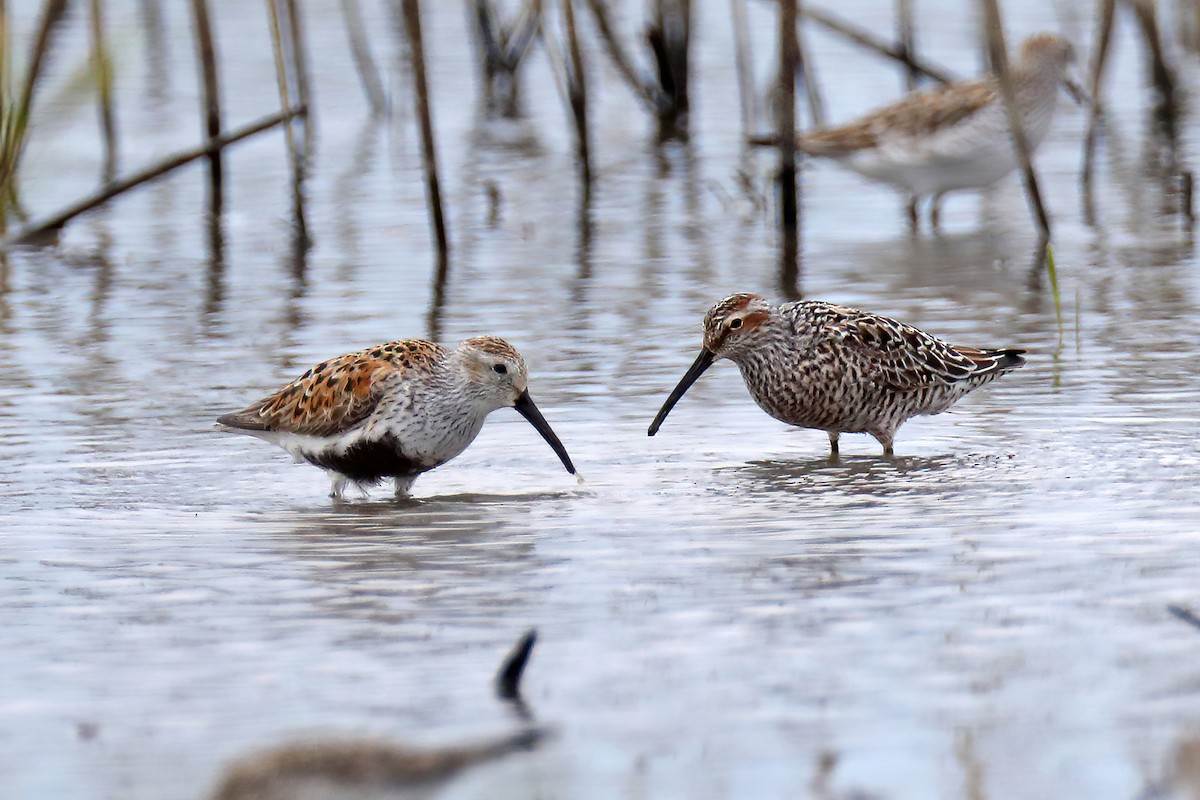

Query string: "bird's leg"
[[930, 192, 946, 231], [827, 430, 840, 455], [394, 475, 417, 499], [329, 474, 349, 500], [906, 196, 920, 235], [871, 430, 895, 456]]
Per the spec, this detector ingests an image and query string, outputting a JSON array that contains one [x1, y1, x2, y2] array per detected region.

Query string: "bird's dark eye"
[[493, 364, 508, 374], [729, 318, 743, 330]]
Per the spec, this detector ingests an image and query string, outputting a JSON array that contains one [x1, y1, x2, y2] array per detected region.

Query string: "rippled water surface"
[[3, 1, 1200, 798]]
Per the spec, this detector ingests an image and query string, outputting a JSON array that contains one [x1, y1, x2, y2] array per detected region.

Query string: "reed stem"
[[1081, 0, 1115, 221], [89, 0, 117, 181], [8, 107, 305, 246], [283, 0, 313, 153], [267, 0, 308, 243], [1130, 0, 1177, 132], [730, 0, 757, 137], [341, 0, 387, 116], [981, 0, 1051, 242], [562, 0, 591, 190], [401, 0, 449, 267], [802, 5, 954, 84], [896, 0, 917, 90], [647, 0, 691, 136], [1, 0, 69, 226], [583, 0, 658, 110], [777, 0, 800, 298], [189, 0, 223, 201], [796, 16, 823, 128]]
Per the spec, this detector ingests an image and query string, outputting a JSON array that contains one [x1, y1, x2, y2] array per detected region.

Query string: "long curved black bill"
[[514, 390, 576, 475], [647, 348, 716, 436]]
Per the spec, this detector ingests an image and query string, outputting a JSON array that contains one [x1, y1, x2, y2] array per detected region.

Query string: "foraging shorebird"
[[217, 337, 575, 499], [647, 293, 1026, 455], [799, 33, 1077, 230]]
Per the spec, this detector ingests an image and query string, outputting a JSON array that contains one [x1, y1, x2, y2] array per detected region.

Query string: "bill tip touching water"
[[216, 336, 575, 500], [649, 293, 1026, 455]]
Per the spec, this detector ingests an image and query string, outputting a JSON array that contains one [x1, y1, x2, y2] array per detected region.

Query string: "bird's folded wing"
[[218, 341, 443, 438], [834, 313, 979, 392], [800, 79, 996, 156]]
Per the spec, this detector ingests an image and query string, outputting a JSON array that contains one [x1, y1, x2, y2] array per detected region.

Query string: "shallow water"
[[3, 1, 1200, 798]]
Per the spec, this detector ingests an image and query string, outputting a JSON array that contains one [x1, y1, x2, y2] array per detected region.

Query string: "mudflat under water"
[[2, 1, 1200, 798]]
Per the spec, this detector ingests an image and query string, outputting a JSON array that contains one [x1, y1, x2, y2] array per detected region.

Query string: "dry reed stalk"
[[14, 0, 68, 133], [540, 2, 578, 161], [0, 0, 8, 230], [647, 0, 691, 136], [472, 1, 503, 104], [777, 0, 800, 298], [204, 205, 226, 319], [472, 0, 542, 118], [8, 107, 304, 246], [582, 0, 658, 108], [896, 0, 917, 90], [730, 0, 757, 137], [341, 0, 387, 115], [981, 0, 1051, 242], [0, 0, 68, 225], [584, 0, 690, 135], [563, 0, 591, 189], [283, 0, 312, 147], [401, 0, 449, 267], [802, 6, 954, 84], [266, 0, 308, 242], [1082, 0, 1115, 205], [88, 0, 117, 181], [283, 0, 312, 115], [1130, 0, 1178, 130], [796, 18, 823, 127], [189, 0, 222, 200], [1181, 169, 1194, 224], [266, 0, 298, 159], [0, 0, 8, 98]]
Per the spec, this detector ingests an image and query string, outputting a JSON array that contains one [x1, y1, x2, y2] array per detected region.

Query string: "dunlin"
[[217, 337, 575, 498], [648, 293, 1026, 455], [799, 33, 1076, 230]]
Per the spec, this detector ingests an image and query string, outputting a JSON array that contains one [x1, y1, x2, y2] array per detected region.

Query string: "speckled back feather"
[[786, 301, 1025, 391], [216, 340, 446, 438], [800, 79, 996, 157]]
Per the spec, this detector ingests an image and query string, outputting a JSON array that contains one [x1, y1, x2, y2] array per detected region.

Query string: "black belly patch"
[[305, 435, 429, 483]]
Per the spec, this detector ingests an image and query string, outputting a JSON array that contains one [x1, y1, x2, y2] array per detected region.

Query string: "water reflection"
[[721, 453, 981, 499], [204, 209, 226, 321], [207, 631, 546, 800], [261, 501, 542, 627]]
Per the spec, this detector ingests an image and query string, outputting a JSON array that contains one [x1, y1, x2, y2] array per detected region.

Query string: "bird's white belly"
[[836, 100, 1055, 197], [841, 129, 1017, 196]]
